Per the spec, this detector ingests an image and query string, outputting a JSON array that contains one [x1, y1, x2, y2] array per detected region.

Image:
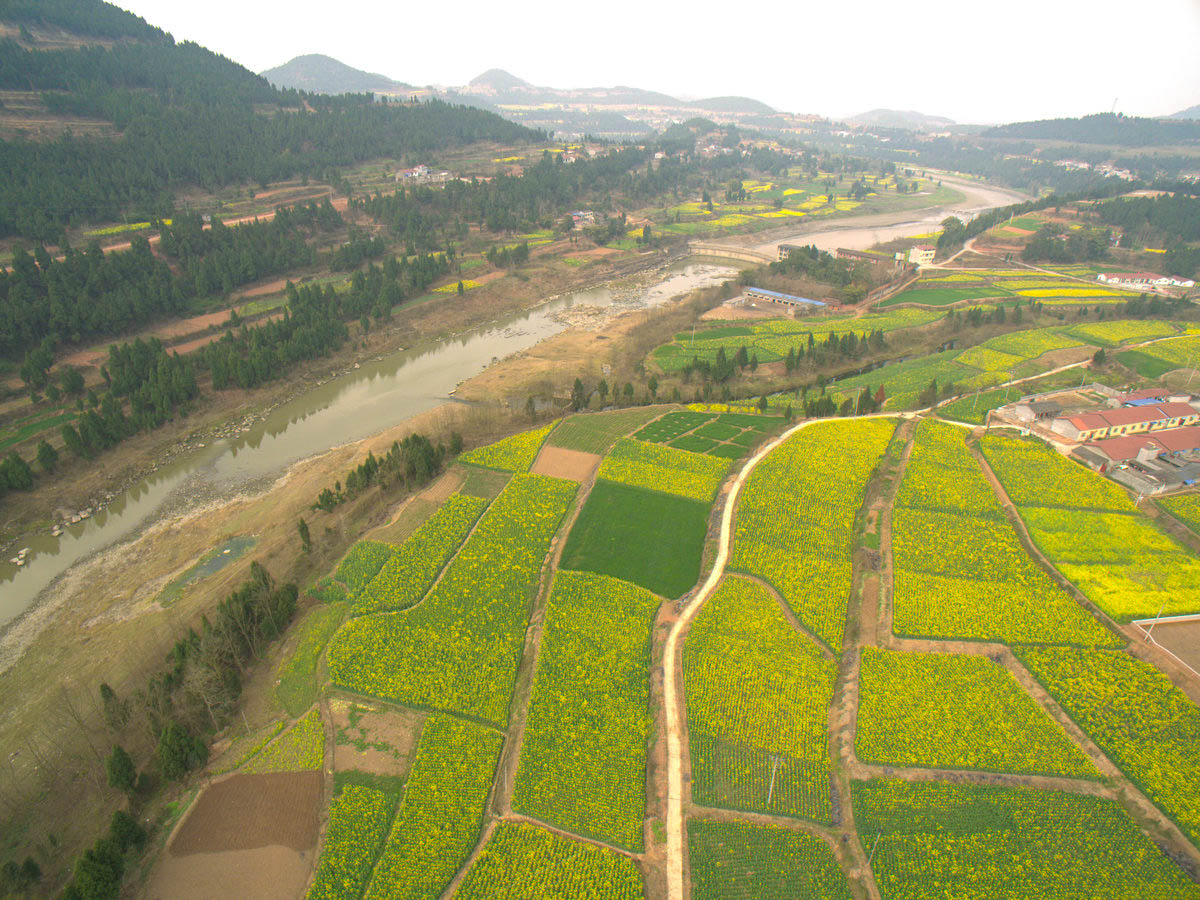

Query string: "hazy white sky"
[[116, 0, 1200, 123]]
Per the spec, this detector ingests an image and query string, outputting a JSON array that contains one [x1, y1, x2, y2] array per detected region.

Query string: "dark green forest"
[[983, 113, 1200, 148], [0, 1, 540, 240], [0, 199, 344, 356], [1094, 192, 1200, 278]]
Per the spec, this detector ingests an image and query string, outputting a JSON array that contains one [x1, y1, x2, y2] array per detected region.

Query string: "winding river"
[[0, 261, 736, 629], [0, 174, 1029, 633]]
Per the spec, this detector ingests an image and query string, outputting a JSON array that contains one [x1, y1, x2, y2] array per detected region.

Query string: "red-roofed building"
[[1050, 402, 1200, 442], [1077, 425, 1200, 469]]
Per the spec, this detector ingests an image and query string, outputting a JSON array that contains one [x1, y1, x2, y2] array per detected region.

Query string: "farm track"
[[663, 414, 907, 900]]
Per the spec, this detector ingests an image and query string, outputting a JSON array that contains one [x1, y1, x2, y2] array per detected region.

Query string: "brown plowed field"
[[531, 445, 601, 482], [147, 845, 313, 900], [170, 771, 321, 855]]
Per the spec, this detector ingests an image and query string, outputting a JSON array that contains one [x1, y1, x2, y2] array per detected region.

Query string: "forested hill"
[[983, 113, 1200, 147], [0, 0, 541, 242], [1, 0, 165, 42]]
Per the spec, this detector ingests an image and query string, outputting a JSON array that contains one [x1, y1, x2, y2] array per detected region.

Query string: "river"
[[0, 174, 1029, 631], [0, 260, 737, 629], [748, 173, 1029, 254]]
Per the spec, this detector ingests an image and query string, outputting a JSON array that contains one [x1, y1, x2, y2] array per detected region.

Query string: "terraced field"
[[265, 405, 1200, 899], [981, 433, 1200, 620]]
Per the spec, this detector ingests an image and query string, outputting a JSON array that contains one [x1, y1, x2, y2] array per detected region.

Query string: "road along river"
[[0, 261, 737, 632]]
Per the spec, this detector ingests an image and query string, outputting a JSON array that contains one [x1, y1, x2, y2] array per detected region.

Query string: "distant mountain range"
[[259, 58, 786, 138], [1169, 104, 1200, 121], [260, 54, 413, 96], [846, 109, 956, 131]]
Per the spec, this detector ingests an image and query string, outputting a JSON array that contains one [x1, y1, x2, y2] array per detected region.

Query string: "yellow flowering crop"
[[327, 474, 577, 724], [893, 422, 1118, 645], [356, 493, 488, 614], [685, 576, 836, 823], [307, 785, 393, 900], [597, 437, 730, 503], [460, 421, 557, 472], [731, 418, 897, 650], [244, 707, 324, 773], [511, 572, 657, 852], [856, 646, 1097, 777], [456, 822, 644, 899], [363, 715, 502, 900], [1018, 646, 1200, 851]]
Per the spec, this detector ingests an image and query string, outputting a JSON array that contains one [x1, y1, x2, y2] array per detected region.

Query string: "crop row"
[[856, 646, 1096, 777], [597, 437, 730, 503], [457, 822, 644, 899], [854, 779, 1200, 900], [730, 418, 896, 650], [327, 474, 577, 724], [893, 421, 1117, 646], [981, 434, 1200, 620], [306, 784, 394, 900], [512, 572, 657, 852], [362, 714, 503, 900], [685, 577, 836, 823], [356, 493, 488, 614], [687, 819, 852, 900], [459, 421, 557, 472], [1016, 646, 1200, 849]]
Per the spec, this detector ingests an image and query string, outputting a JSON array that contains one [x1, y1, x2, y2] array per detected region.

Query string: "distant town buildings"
[[1097, 272, 1196, 289]]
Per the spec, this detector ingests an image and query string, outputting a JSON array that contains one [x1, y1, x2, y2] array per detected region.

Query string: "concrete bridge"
[[688, 241, 777, 266]]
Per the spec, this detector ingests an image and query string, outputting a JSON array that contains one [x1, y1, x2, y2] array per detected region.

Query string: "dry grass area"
[[146, 845, 313, 900]]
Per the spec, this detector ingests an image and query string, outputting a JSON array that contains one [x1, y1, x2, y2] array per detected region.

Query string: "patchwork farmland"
[[173, 402, 1200, 899]]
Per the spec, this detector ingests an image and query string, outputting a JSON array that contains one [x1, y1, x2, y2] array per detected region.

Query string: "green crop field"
[[1016, 646, 1200, 849], [363, 715, 503, 900], [560, 480, 709, 598], [276, 603, 349, 716], [635, 410, 717, 442], [512, 572, 657, 851], [456, 822, 644, 900], [730, 418, 897, 650], [685, 577, 836, 822], [854, 780, 1200, 899], [652, 308, 945, 373], [688, 819, 853, 900], [547, 408, 664, 454], [327, 474, 576, 725], [356, 493, 488, 614], [982, 434, 1200, 620], [892, 421, 1118, 645], [877, 285, 1011, 307], [856, 646, 1096, 777]]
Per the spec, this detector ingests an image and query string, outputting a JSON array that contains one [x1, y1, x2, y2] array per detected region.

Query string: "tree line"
[[0, 199, 344, 358]]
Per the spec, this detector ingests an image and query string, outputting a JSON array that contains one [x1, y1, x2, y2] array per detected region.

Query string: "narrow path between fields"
[[662, 413, 904, 900]]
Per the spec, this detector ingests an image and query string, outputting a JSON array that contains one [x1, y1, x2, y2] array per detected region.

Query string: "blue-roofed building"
[[744, 287, 827, 310]]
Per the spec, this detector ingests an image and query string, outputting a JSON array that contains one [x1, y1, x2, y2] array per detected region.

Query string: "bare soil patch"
[[330, 698, 425, 776], [700, 303, 782, 321], [169, 771, 321, 855], [530, 445, 601, 482], [1147, 621, 1200, 675], [147, 845, 312, 900]]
